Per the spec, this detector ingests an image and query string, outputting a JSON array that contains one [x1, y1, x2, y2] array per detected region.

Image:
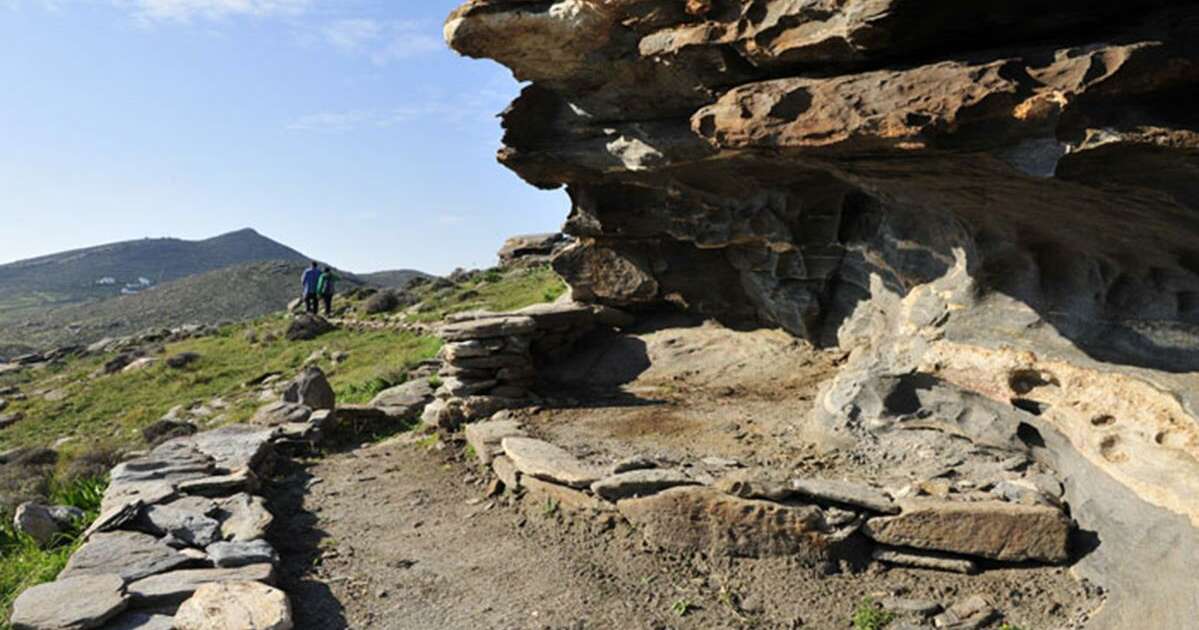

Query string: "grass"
[[0, 474, 107, 627], [406, 266, 567, 323], [672, 599, 696, 618], [0, 319, 441, 455], [851, 598, 895, 630]]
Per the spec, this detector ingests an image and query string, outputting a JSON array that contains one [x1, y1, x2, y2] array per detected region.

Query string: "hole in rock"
[[768, 89, 814, 120], [1011, 398, 1048, 416], [904, 112, 932, 127], [1016, 422, 1046, 449], [883, 373, 939, 416], [1009, 369, 1059, 395], [1099, 435, 1129, 463], [1090, 414, 1116, 427]]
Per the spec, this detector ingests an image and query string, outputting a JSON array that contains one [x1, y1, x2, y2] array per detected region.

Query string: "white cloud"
[[287, 80, 515, 133], [321, 18, 442, 65], [116, 0, 312, 23]]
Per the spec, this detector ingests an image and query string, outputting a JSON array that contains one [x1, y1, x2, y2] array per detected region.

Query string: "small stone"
[[175, 581, 293, 630], [872, 547, 978, 575], [13, 502, 84, 547], [880, 596, 943, 617], [206, 540, 279, 568], [492, 455, 521, 491], [610, 455, 658, 474]]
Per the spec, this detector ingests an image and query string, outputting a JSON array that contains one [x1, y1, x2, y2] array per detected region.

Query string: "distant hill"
[[0, 228, 309, 322], [0, 260, 367, 352], [359, 269, 436, 289]]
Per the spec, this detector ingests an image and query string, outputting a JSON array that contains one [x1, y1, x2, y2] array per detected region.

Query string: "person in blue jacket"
[[301, 262, 321, 314]]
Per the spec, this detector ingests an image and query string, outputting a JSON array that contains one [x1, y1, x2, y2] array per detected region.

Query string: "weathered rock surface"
[[501, 437, 603, 489], [590, 469, 697, 501], [617, 486, 849, 560], [175, 581, 293, 630], [10, 574, 128, 630], [862, 500, 1071, 563], [498, 232, 570, 267], [103, 613, 176, 630], [872, 547, 978, 575], [138, 504, 222, 548]]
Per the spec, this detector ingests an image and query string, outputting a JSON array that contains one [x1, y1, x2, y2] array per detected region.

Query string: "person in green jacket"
[[317, 266, 338, 316]]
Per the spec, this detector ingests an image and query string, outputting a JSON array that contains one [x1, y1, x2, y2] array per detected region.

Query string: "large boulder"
[[282, 367, 335, 411]]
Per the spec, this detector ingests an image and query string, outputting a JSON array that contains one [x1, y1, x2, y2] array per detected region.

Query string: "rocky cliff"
[[445, 0, 1198, 367], [446, 2, 1199, 627]]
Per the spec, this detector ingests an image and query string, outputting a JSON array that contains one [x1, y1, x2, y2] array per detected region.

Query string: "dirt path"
[[267, 435, 1096, 630]]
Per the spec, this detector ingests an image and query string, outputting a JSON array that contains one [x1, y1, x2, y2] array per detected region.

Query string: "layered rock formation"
[[446, 1, 1199, 365], [447, 2, 1199, 628]]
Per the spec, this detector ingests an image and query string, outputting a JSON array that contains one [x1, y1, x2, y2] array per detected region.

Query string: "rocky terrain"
[[437, 2, 1199, 629], [6, 2, 1199, 628]]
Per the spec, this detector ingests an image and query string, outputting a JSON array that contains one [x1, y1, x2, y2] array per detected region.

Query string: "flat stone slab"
[[872, 547, 978, 575], [62, 531, 195, 582], [11, 574, 128, 630], [522, 478, 612, 513], [100, 481, 178, 514], [175, 581, 293, 630], [370, 379, 434, 408], [465, 420, 527, 465], [617, 486, 847, 560], [862, 499, 1071, 563], [206, 540, 279, 568], [501, 437, 603, 489], [84, 500, 144, 540], [181, 425, 277, 472], [590, 469, 697, 501], [127, 564, 276, 609], [790, 478, 899, 514], [441, 316, 537, 341], [178, 469, 258, 497]]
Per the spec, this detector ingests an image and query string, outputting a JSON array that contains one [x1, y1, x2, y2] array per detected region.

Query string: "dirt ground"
[[265, 319, 1100, 629], [267, 437, 1097, 630]]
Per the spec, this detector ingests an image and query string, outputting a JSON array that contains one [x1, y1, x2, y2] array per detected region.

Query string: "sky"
[[0, 0, 569, 275]]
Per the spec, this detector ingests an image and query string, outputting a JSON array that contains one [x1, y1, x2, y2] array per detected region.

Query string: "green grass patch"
[[406, 266, 567, 323], [0, 321, 440, 453], [851, 598, 895, 630], [0, 474, 107, 627]]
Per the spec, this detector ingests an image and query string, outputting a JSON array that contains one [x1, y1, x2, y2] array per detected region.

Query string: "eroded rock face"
[[449, 2, 1199, 626], [446, 0, 1199, 368]]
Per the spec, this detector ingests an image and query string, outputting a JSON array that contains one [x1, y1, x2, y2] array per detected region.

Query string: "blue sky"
[[0, 0, 568, 274]]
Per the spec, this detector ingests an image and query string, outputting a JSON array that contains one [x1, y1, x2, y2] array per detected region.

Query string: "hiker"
[[301, 262, 321, 314], [318, 266, 338, 317]]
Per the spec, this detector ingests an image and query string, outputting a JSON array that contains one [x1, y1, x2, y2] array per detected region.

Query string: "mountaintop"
[[0, 228, 309, 323]]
